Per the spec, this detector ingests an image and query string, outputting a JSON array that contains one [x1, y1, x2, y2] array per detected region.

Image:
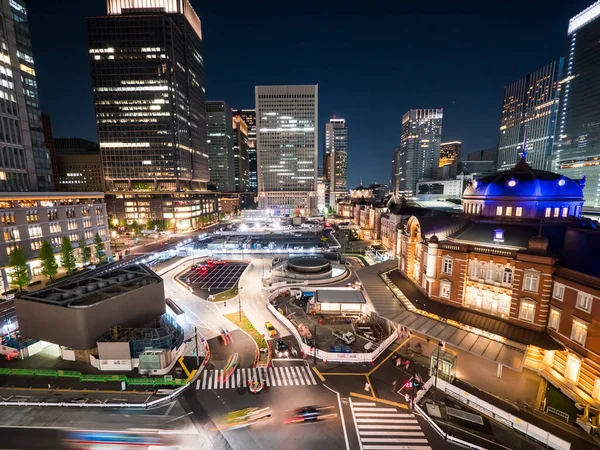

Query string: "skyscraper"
[[255, 85, 318, 214], [553, 1, 600, 208], [323, 118, 348, 206], [439, 141, 462, 167], [206, 101, 234, 192], [0, 0, 52, 192], [396, 109, 443, 197], [497, 60, 562, 172], [87, 0, 209, 192], [232, 109, 257, 193], [232, 115, 249, 192]]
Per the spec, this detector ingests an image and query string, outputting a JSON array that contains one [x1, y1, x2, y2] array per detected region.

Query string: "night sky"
[[27, 0, 593, 189]]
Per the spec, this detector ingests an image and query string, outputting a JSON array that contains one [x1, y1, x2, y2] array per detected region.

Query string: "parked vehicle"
[[332, 329, 355, 345]]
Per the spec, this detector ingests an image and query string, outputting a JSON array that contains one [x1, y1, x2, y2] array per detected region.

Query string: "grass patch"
[[224, 310, 267, 350], [211, 284, 239, 302], [343, 253, 370, 266]]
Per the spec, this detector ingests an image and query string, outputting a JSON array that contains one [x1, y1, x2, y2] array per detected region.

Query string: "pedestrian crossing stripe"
[[198, 366, 318, 390]]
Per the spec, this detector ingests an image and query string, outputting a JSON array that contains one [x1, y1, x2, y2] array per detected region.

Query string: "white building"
[[255, 85, 318, 215], [415, 175, 471, 200]]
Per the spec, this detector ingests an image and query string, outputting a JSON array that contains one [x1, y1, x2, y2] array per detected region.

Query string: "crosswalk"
[[349, 399, 431, 450], [197, 365, 318, 390]]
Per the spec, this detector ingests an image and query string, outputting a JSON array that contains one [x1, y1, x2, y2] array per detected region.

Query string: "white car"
[[332, 329, 355, 345]]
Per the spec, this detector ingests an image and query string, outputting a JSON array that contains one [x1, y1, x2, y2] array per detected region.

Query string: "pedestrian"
[[396, 357, 402, 367], [392, 380, 397, 392], [364, 382, 371, 392]]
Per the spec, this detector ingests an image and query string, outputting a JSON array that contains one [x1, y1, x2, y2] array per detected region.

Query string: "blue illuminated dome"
[[462, 156, 585, 219]]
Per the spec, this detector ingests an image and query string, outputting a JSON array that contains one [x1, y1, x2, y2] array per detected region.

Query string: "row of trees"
[[8, 233, 106, 293]]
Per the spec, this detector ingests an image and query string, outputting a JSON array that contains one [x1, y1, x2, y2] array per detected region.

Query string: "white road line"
[[294, 366, 306, 385], [357, 425, 421, 430], [361, 438, 429, 444], [355, 413, 408, 418], [279, 367, 288, 386], [219, 371, 225, 389], [322, 384, 350, 450], [271, 367, 280, 386], [355, 419, 418, 424], [264, 368, 271, 387], [225, 373, 230, 389], [353, 407, 397, 412], [202, 370, 208, 390], [352, 402, 377, 406], [349, 397, 363, 450], [213, 370, 219, 389], [242, 368, 247, 386], [363, 446, 431, 450], [236, 370, 242, 388], [360, 431, 425, 436], [284, 366, 294, 385], [252, 367, 258, 382], [303, 365, 317, 385]]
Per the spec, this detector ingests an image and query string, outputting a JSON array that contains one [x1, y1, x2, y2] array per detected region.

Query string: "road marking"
[[355, 413, 409, 418], [278, 367, 288, 386], [213, 370, 219, 389], [360, 431, 425, 436], [271, 367, 280, 386], [322, 383, 350, 450], [355, 419, 418, 424], [284, 366, 294, 385], [363, 447, 431, 450], [361, 438, 429, 443], [352, 402, 377, 407], [307, 366, 319, 384], [225, 373, 230, 389], [294, 366, 305, 385], [353, 407, 397, 412], [196, 379, 200, 390], [357, 425, 421, 430], [242, 368, 247, 386], [264, 369, 271, 387]]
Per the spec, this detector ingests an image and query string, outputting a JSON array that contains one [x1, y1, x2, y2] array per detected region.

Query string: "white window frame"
[[522, 270, 540, 293], [576, 292, 593, 313], [442, 257, 453, 275], [594, 378, 600, 401], [505, 206, 512, 216], [439, 280, 451, 299], [545, 207, 551, 218], [543, 350, 554, 367], [519, 299, 536, 322], [548, 307, 561, 331], [552, 283, 565, 301], [571, 318, 588, 346], [561, 207, 568, 217], [496, 206, 503, 216], [566, 354, 581, 384], [502, 268, 513, 285], [553, 207, 560, 217], [515, 207, 523, 217]]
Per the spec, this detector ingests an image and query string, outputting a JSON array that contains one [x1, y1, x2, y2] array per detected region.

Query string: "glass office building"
[[206, 101, 234, 192], [87, 0, 209, 192], [323, 118, 348, 206], [232, 109, 257, 192]]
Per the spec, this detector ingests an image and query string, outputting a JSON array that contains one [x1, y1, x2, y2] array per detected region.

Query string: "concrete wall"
[[14, 280, 165, 350]]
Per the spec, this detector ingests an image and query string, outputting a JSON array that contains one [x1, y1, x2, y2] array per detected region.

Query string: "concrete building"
[[323, 118, 348, 206], [232, 109, 257, 193], [87, 0, 209, 192], [41, 114, 59, 191], [232, 115, 250, 192], [0, 192, 110, 292], [439, 141, 462, 167], [0, 0, 53, 191], [54, 138, 104, 192], [206, 101, 234, 192], [497, 60, 562, 171], [256, 85, 318, 214], [15, 264, 164, 350], [553, 1, 600, 209], [395, 109, 443, 197], [105, 191, 219, 230], [416, 176, 469, 201]]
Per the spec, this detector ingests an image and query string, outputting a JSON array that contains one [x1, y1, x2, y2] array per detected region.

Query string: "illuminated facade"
[[255, 85, 318, 214], [54, 139, 104, 192], [497, 60, 562, 172], [87, 0, 209, 191], [323, 118, 348, 206], [232, 115, 249, 192], [206, 101, 234, 192], [0, 192, 110, 291], [439, 141, 461, 167], [553, 1, 600, 208], [0, 0, 53, 192], [232, 109, 257, 193], [390, 155, 600, 413], [395, 109, 443, 197]]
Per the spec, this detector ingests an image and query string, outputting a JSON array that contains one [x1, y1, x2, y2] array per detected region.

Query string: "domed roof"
[[463, 156, 584, 201]]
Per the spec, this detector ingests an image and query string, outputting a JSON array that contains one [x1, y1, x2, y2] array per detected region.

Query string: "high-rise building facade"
[[255, 85, 318, 214], [41, 113, 59, 191], [497, 60, 562, 172], [54, 138, 104, 192], [206, 101, 234, 192], [553, 1, 600, 208], [87, 0, 209, 192], [232, 115, 249, 192], [0, 0, 53, 192], [232, 109, 257, 193], [439, 141, 462, 167], [396, 109, 443, 197], [323, 118, 348, 206]]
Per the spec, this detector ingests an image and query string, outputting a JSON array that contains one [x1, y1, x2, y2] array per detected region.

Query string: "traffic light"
[[404, 380, 413, 389]]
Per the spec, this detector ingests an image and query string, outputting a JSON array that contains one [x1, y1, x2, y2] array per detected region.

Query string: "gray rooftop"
[[315, 288, 366, 304]]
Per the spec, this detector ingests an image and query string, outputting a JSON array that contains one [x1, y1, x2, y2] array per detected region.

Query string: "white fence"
[[417, 376, 571, 450], [266, 301, 397, 364]]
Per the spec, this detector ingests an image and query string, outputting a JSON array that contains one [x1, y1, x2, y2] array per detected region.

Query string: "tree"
[[8, 247, 29, 293], [94, 232, 105, 262], [61, 237, 77, 275], [78, 238, 91, 265], [39, 240, 58, 282]]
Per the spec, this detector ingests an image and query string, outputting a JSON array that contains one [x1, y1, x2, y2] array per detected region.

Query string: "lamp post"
[[313, 324, 317, 365], [238, 286, 242, 321], [433, 341, 443, 404], [194, 326, 200, 367]]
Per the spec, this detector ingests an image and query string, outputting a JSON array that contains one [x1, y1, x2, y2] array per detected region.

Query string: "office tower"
[[439, 141, 462, 167], [255, 85, 318, 214], [232, 115, 249, 192], [0, 0, 52, 192], [87, 0, 209, 192], [232, 109, 257, 192], [391, 147, 400, 195], [497, 60, 562, 172], [553, 1, 600, 208], [205, 101, 234, 192], [323, 118, 348, 206], [54, 138, 104, 192], [396, 109, 443, 196], [41, 114, 59, 190]]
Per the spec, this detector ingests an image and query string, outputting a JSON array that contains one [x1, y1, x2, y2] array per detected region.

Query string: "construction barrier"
[[57, 370, 81, 378], [33, 369, 58, 377]]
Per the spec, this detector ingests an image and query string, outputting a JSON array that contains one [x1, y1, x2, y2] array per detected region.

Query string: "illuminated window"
[[553, 283, 565, 301], [566, 355, 581, 383], [496, 206, 503, 216], [545, 207, 551, 217], [594, 378, 600, 401], [561, 207, 568, 217], [442, 257, 453, 275], [571, 319, 588, 346], [543, 350, 554, 367], [505, 206, 512, 216], [439, 280, 451, 298], [576, 292, 593, 313], [553, 207, 560, 217], [519, 299, 536, 322], [523, 270, 540, 292], [548, 308, 561, 331]]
